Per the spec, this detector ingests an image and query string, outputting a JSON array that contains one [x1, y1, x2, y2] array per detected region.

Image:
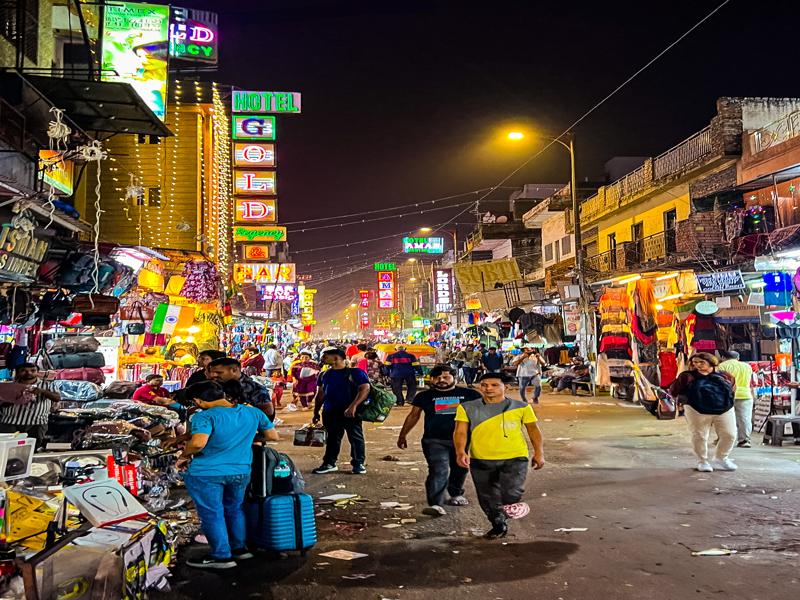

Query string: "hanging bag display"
[[39, 290, 73, 321], [72, 294, 120, 327], [46, 336, 100, 355]]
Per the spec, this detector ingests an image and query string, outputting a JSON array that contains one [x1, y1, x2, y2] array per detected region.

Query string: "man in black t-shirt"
[[397, 364, 482, 516]]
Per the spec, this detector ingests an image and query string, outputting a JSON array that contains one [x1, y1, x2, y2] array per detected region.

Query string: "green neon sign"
[[374, 262, 397, 271]]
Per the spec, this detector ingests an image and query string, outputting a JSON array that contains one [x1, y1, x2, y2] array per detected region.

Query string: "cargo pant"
[[469, 457, 528, 526], [421, 438, 468, 507]]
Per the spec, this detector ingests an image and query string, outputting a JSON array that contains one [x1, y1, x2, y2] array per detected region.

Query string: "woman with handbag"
[[669, 352, 737, 473], [290, 352, 319, 410]]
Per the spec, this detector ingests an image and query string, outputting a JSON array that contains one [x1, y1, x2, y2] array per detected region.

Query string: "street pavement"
[[163, 389, 800, 600]]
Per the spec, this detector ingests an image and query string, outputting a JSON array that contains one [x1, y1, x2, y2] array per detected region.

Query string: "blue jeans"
[[518, 376, 541, 403], [183, 472, 250, 559]]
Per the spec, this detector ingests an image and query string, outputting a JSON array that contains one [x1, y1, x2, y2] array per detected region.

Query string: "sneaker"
[[232, 548, 254, 560], [352, 464, 367, 475], [446, 495, 469, 507], [186, 555, 237, 570], [422, 505, 447, 517], [484, 522, 508, 539], [502, 502, 530, 520], [737, 440, 751, 448], [695, 462, 714, 472], [713, 458, 738, 471], [312, 464, 338, 474]]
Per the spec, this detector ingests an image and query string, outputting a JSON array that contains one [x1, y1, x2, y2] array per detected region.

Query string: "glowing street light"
[[409, 277, 418, 282], [407, 258, 416, 263], [507, 131, 525, 140], [418, 227, 433, 233]]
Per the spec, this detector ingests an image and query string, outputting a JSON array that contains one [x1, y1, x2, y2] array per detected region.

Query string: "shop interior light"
[[775, 248, 800, 258], [655, 272, 679, 281], [616, 274, 642, 285], [748, 281, 767, 288], [657, 293, 684, 301], [655, 304, 664, 310]]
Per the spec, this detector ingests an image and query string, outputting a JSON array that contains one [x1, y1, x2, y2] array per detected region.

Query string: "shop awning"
[[8, 73, 173, 139], [0, 175, 92, 233]]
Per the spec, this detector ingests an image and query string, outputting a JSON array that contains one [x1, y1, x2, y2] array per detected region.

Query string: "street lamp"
[[418, 227, 458, 261], [507, 131, 525, 140]]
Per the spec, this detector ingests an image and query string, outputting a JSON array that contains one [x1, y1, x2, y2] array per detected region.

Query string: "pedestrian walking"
[[481, 347, 503, 374], [177, 381, 278, 569], [716, 350, 754, 448], [397, 364, 482, 516], [513, 347, 545, 404], [289, 351, 319, 410], [241, 346, 265, 376], [312, 348, 371, 474], [385, 344, 420, 406], [669, 352, 737, 472], [459, 345, 482, 386], [264, 344, 284, 376], [454, 372, 545, 539]]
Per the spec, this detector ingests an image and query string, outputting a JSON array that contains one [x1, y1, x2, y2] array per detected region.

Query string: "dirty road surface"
[[162, 391, 800, 600]]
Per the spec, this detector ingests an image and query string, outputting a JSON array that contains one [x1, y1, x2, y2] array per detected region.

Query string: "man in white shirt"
[[264, 344, 284, 376], [512, 348, 544, 404]]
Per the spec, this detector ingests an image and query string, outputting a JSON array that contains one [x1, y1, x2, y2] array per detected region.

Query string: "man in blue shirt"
[[312, 348, 371, 474], [385, 345, 420, 406], [481, 347, 503, 373], [177, 381, 278, 570]]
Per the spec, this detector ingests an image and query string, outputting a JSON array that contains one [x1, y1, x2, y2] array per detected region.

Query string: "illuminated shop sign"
[[403, 236, 444, 254], [38, 150, 74, 195], [234, 170, 276, 195], [300, 288, 317, 325], [234, 262, 296, 284], [434, 268, 453, 312], [359, 290, 370, 308], [233, 142, 275, 167], [232, 226, 287, 242], [377, 271, 395, 309], [232, 91, 302, 114], [101, 2, 170, 121], [373, 262, 396, 271], [232, 115, 276, 141], [259, 284, 297, 302], [169, 7, 218, 64], [240, 244, 271, 261], [235, 198, 277, 223]]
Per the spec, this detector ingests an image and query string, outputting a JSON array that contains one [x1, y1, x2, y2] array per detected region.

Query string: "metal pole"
[[570, 135, 591, 370]]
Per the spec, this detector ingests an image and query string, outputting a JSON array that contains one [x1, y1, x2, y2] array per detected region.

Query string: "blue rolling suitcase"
[[245, 493, 317, 555]]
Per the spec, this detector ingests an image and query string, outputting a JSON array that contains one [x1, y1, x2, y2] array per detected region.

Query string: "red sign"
[[359, 289, 370, 308], [235, 198, 277, 223], [377, 271, 395, 309]]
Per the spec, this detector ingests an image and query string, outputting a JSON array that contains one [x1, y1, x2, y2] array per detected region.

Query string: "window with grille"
[[544, 243, 553, 262]]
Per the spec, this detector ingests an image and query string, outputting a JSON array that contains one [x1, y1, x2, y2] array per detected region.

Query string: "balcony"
[[581, 125, 716, 225], [583, 231, 676, 277], [748, 110, 800, 155]]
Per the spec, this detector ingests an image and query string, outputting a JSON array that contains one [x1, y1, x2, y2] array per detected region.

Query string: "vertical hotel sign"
[[101, 2, 170, 121], [377, 272, 395, 309]]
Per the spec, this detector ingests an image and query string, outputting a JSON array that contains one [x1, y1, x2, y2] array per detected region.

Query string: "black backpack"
[[687, 373, 734, 415], [249, 446, 303, 499]]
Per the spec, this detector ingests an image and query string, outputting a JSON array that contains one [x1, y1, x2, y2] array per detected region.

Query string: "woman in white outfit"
[[669, 352, 737, 473]]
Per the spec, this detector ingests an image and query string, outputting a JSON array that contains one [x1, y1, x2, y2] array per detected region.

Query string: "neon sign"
[[233, 226, 287, 242], [235, 199, 277, 223], [259, 284, 297, 302], [403, 236, 444, 254], [169, 7, 218, 64], [373, 262, 397, 271], [434, 268, 453, 312], [232, 115, 276, 141], [377, 271, 395, 309], [233, 142, 275, 167], [234, 170, 276, 195], [234, 262, 295, 284], [232, 91, 302, 114], [359, 290, 370, 308]]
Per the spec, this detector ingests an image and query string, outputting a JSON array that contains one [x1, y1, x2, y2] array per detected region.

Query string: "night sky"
[[182, 0, 793, 321]]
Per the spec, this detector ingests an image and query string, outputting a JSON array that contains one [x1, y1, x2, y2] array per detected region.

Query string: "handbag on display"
[[41, 367, 106, 385], [72, 294, 120, 315], [40, 291, 73, 320], [293, 425, 327, 447], [46, 336, 100, 355]]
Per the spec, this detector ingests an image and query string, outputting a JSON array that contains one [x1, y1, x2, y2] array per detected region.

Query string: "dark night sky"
[[180, 0, 793, 319]]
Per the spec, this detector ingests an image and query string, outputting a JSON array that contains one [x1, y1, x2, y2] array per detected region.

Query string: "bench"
[[763, 415, 800, 447]]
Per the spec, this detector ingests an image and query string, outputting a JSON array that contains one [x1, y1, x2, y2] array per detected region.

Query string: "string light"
[[212, 82, 232, 276]]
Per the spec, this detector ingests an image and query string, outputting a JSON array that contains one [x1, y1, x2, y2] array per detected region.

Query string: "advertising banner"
[[232, 91, 302, 114], [695, 270, 746, 294], [453, 259, 522, 295], [169, 7, 218, 64], [434, 268, 453, 312], [234, 263, 296, 284], [101, 2, 170, 121], [402, 236, 444, 254], [235, 198, 277, 223], [233, 226, 287, 242], [233, 142, 275, 167], [232, 115, 276, 141], [38, 150, 74, 195], [258, 284, 297, 302], [234, 170, 276, 196], [377, 271, 395, 309]]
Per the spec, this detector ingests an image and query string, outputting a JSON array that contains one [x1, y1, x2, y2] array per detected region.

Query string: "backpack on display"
[[687, 373, 734, 415]]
